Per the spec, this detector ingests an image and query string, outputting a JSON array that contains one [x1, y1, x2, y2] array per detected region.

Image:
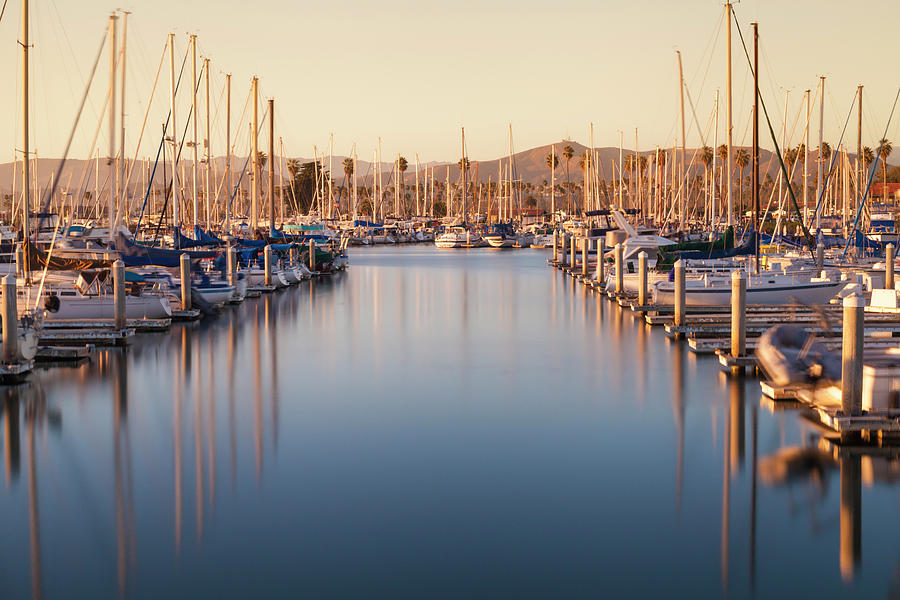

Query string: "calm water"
[[0, 246, 897, 598]]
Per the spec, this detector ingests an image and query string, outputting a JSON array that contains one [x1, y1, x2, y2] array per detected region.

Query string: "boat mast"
[[677, 50, 686, 230], [251, 76, 259, 233], [108, 14, 118, 244], [21, 0, 31, 277], [205, 58, 211, 230], [752, 22, 760, 274], [225, 73, 231, 235], [168, 33, 179, 244], [804, 89, 810, 226], [713, 89, 719, 230], [550, 144, 556, 222], [725, 1, 734, 227], [461, 127, 467, 224], [119, 11, 129, 231], [190, 35, 198, 230], [268, 98, 275, 233], [415, 153, 420, 216], [816, 76, 825, 231], [618, 131, 624, 208]]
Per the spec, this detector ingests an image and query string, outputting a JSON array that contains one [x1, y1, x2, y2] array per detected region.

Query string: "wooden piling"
[[552, 230, 558, 263], [264, 245, 273, 287], [841, 294, 864, 416], [886, 243, 895, 290], [638, 251, 648, 306], [731, 270, 746, 362], [614, 243, 624, 294], [581, 238, 589, 277], [596, 239, 605, 284], [560, 234, 568, 267], [113, 259, 126, 330], [674, 259, 686, 327], [179, 253, 191, 311], [226, 244, 236, 287], [570, 235, 577, 270], [816, 242, 825, 274], [309, 239, 316, 271], [2, 275, 17, 362]]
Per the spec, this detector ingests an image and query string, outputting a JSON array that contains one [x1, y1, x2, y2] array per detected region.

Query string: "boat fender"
[[44, 294, 61, 313]]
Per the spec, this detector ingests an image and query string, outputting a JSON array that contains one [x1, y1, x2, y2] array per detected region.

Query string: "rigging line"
[[684, 82, 710, 147], [812, 90, 858, 221], [0, 0, 8, 24], [36, 27, 108, 233], [842, 87, 900, 259], [730, 9, 814, 255], [122, 39, 168, 216]]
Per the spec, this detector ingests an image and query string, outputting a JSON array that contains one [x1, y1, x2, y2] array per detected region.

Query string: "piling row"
[[549, 233, 900, 442]]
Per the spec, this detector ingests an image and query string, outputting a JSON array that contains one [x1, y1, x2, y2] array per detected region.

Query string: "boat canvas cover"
[[26, 240, 113, 271], [115, 233, 217, 267]]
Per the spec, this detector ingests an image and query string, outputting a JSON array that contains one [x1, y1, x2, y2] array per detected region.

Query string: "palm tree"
[[879, 138, 893, 200], [256, 151, 268, 171], [700, 146, 713, 208], [342, 157, 354, 206], [734, 148, 749, 214], [287, 158, 301, 181], [562, 145, 574, 212], [546, 152, 559, 171]]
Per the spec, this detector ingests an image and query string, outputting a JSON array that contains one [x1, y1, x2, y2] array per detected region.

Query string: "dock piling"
[[886, 243, 895, 290], [841, 294, 864, 418], [552, 231, 558, 263], [581, 238, 589, 277], [113, 259, 126, 330], [674, 259, 685, 327], [570, 236, 576, 271], [614, 243, 624, 295], [731, 270, 746, 369], [596, 239, 605, 284], [226, 244, 236, 287], [179, 253, 191, 311], [638, 251, 648, 306], [816, 242, 825, 274], [264, 245, 273, 287], [561, 234, 568, 267], [14, 244, 23, 278], [2, 275, 17, 362], [309, 239, 316, 271]]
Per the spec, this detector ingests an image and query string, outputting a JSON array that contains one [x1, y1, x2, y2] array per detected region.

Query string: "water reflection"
[[0, 249, 898, 598]]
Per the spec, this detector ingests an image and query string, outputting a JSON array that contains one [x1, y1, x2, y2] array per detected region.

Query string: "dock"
[[550, 235, 900, 442]]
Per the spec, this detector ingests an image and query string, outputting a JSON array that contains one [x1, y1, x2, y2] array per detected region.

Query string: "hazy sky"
[[1, 0, 898, 164]]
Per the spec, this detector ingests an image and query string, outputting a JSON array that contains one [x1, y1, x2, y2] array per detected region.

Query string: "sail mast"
[[190, 35, 198, 230], [225, 73, 231, 235], [816, 76, 825, 231], [725, 1, 733, 227], [21, 0, 31, 277], [677, 50, 686, 230], [168, 33, 179, 244], [251, 76, 259, 232], [108, 14, 118, 244], [268, 98, 275, 232], [205, 58, 211, 230], [752, 22, 760, 274]]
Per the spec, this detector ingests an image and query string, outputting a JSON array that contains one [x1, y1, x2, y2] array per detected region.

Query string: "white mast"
[[190, 35, 198, 229], [225, 73, 231, 235], [168, 33, 179, 238], [415, 153, 420, 216], [204, 58, 211, 230], [713, 90, 719, 229], [816, 76, 825, 231], [21, 0, 31, 274], [118, 11, 129, 230], [352, 145, 358, 221], [618, 131, 624, 208], [804, 89, 810, 225], [108, 14, 118, 244], [251, 76, 259, 232], [677, 50, 686, 229], [551, 144, 556, 220], [725, 1, 734, 227]]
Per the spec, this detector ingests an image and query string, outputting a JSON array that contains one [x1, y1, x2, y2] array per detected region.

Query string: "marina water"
[[0, 246, 896, 598]]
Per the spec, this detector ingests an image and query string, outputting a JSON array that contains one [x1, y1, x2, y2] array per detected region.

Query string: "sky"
[[1, 0, 899, 165]]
